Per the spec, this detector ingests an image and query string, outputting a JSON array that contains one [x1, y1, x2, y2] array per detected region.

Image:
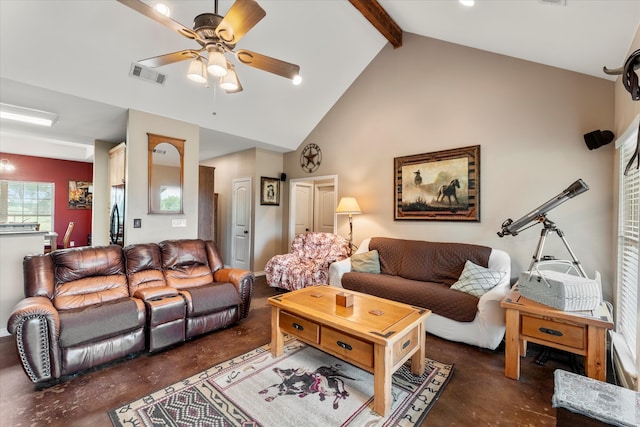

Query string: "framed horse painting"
[[394, 145, 480, 221]]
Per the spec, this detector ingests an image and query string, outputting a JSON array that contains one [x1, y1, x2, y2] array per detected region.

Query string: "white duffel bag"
[[519, 260, 602, 311]]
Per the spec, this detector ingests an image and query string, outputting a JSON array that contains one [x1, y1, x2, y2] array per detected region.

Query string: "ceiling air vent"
[[539, 0, 566, 5], [129, 63, 167, 85]]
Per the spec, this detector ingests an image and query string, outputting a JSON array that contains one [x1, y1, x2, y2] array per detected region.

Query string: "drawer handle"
[[402, 339, 411, 349], [337, 341, 353, 351], [539, 327, 563, 337], [292, 323, 304, 331]]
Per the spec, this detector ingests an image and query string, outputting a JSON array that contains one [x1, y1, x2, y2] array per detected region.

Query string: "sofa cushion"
[[341, 272, 479, 322], [351, 250, 380, 274], [58, 298, 144, 347], [369, 237, 491, 285], [450, 260, 506, 298], [52, 246, 129, 309]]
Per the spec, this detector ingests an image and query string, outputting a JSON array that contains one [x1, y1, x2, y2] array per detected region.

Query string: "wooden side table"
[[501, 287, 613, 381]]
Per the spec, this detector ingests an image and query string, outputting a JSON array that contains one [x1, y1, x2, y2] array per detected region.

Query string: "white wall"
[[284, 33, 616, 301], [124, 109, 199, 244]]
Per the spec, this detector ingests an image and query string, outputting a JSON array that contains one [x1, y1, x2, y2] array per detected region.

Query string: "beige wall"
[[124, 109, 199, 244], [614, 25, 640, 134], [92, 139, 119, 246], [203, 148, 284, 272], [284, 33, 616, 300]]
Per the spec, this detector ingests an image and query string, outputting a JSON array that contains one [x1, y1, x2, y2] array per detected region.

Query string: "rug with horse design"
[[108, 337, 453, 427]]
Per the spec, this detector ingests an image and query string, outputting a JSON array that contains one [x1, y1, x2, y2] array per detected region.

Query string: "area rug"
[[109, 337, 453, 427]]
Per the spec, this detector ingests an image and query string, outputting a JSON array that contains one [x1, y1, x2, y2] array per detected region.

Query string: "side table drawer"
[[321, 327, 373, 369], [280, 311, 319, 344], [521, 315, 585, 350]]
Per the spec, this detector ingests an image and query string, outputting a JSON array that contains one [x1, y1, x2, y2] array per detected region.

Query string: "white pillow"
[[450, 260, 505, 298]]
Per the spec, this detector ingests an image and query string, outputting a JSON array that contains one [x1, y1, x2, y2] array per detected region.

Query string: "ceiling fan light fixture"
[[459, 0, 475, 6], [220, 63, 240, 91], [207, 47, 228, 77], [292, 74, 302, 86], [187, 58, 208, 83]]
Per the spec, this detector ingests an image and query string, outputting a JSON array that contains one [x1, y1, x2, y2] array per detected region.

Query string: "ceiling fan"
[[117, 0, 301, 93]]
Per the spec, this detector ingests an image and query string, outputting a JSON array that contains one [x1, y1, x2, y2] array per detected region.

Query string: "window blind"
[[616, 115, 640, 370]]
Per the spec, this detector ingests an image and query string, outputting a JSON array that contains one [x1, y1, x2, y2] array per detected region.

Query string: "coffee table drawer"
[[521, 315, 585, 350], [393, 326, 419, 364], [280, 311, 320, 344], [321, 327, 373, 369]]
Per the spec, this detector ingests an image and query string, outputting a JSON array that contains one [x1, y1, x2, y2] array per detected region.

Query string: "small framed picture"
[[260, 177, 280, 206], [68, 180, 93, 209]]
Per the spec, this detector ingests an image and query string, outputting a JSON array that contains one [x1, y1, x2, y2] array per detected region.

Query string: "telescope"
[[497, 179, 589, 277], [498, 179, 589, 237]]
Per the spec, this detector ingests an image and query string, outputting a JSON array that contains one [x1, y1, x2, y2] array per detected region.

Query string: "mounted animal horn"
[[603, 49, 640, 101]]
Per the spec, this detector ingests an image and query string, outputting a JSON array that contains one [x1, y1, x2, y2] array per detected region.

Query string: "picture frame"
[[260, 177, 280, 206], [68, 180, 93, 209], [394, 145, 480, 221]]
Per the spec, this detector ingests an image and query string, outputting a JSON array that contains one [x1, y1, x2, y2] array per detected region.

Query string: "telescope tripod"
[[529, 217, 587, 278]]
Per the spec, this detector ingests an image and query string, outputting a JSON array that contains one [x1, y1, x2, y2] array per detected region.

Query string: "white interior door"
[[289, 175, 338, 248], [294, 182, 313, 235], [314, 184, 335, 233], [231, 178, 251, 270]]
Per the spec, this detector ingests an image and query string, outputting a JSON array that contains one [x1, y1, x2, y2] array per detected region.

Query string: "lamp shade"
[[336, 197, 361, 215], [207, 47, 228, 77], [220, 63, 239, 91], [187, 58, 208, 83]]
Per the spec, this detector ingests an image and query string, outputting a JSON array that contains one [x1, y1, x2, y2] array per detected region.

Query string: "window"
[[0, 180, 54, 231], [613, 114, 640, 390]]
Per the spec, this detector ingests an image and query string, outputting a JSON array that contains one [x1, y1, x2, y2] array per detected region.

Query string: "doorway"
[[288, 175, 338, 247]]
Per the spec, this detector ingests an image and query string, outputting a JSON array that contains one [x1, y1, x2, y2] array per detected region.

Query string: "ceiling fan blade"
[[235, 50, 300, 80], [215, 0, 266, 45], [138, 50, 202, 68], [117, 0, 204, 44]]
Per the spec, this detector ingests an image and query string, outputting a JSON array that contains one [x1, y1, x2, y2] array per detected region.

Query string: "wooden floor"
[[1, 277, 583, 426]]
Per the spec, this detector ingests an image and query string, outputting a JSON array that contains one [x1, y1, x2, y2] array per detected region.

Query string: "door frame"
[[288, 174, 338, 248]]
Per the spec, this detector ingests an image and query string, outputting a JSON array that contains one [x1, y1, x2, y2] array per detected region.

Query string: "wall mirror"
[[148, 133, 185, 214]]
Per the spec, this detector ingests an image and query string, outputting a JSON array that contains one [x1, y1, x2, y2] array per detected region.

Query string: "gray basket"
[[519, 261, 602, 311]]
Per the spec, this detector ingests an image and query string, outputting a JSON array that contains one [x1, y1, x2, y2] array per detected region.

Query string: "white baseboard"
[[1, 328, 10, 338], [254, 271, 265, 277]]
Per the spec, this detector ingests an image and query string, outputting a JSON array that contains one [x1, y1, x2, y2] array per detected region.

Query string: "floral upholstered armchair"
[[265, 232, 349, 291]]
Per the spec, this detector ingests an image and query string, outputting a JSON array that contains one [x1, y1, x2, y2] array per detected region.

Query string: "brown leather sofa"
[[7, 239, 254, 384]]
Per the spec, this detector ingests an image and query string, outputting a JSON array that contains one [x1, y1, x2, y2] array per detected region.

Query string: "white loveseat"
[[329, 237, 512, 350]]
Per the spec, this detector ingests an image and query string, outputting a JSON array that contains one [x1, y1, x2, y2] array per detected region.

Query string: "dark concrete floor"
[[0, 277, 576, 426]]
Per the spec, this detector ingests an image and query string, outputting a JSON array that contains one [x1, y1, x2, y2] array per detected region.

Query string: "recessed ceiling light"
[[0, 103, 58, 127], [154, 3, 170, 17], [459, 0, 475, 6]]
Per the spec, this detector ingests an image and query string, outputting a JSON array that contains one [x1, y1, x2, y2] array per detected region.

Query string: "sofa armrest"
[[328, 238, 372, 287], [133, 286, 179, 301], [7, 297, 61, 383], [477, 248, 512, 327], [213, 268, 255, 319], [328, 258, 351, 288]]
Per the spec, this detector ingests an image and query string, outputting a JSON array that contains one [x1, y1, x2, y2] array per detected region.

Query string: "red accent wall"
[[0, 152, 93, 248]]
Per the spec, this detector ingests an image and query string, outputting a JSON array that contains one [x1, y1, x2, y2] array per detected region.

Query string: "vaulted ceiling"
[[1, 0, 638, 162]]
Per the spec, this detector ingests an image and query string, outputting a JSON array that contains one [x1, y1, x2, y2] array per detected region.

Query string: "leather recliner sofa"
[[7, 239, 254, 384]]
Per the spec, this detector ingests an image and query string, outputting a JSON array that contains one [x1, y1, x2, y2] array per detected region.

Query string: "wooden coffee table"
[[268, 285, 431, 416]]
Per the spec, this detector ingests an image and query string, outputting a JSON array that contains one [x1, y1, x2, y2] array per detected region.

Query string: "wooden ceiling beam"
[[349, 0, 403, 48]]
